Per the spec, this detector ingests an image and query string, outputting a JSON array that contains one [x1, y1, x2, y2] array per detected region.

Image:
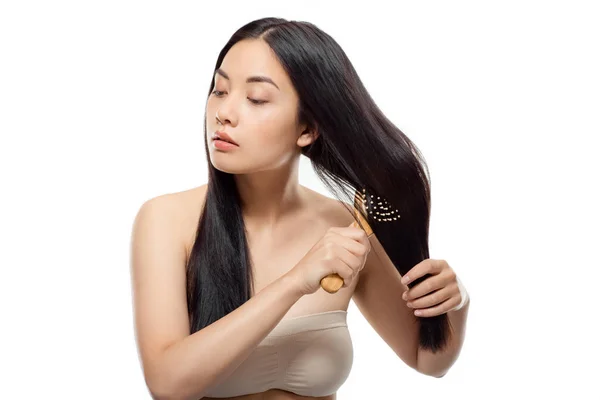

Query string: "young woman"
[[130, 17, 470, 400]]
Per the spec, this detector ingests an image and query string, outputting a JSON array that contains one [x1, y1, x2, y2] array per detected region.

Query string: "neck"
[[235, 158, 307, 229]]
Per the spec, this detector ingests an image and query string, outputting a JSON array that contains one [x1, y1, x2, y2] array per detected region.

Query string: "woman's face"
[[206, 39, 316, 174]]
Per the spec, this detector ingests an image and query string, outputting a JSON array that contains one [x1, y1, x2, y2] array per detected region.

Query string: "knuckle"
[[354, 259, 363, 271], [348, 266, 357, 278], [451, 281, 459, 293], [439, 263, 446, 273], [448, 268, 457, 280], [339, 267, 351, 279], [430, 293, 438, 304]]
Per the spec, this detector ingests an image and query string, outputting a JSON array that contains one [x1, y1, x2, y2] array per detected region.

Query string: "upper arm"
[[351, 232, 421, 371], [328, 198, 420, 370], [129, 195, 190, 392]]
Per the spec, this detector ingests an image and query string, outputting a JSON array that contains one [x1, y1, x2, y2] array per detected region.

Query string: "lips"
[[213, 131, 238, 146]]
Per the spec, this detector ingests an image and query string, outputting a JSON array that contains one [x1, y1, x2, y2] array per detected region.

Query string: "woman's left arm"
[[401, 260, 470, 377], [353, 235, 470, 378]]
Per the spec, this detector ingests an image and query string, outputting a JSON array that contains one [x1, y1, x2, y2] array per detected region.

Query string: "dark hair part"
[[186, 17, 451, 353]]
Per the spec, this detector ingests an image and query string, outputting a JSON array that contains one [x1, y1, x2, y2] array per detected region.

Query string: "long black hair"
[[186, 17, 451, 353]]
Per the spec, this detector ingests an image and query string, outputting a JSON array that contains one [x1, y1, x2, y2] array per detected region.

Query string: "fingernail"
[[402, 291, 407, 300], [401, 275, 410, 284]]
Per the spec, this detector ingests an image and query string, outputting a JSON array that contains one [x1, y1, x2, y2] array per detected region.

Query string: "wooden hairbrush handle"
[[320, 203, 373, 294], [320, 273, 345, 294]]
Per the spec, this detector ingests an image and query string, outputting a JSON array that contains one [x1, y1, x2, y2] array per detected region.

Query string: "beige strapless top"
[[203, 310, 353, 398]]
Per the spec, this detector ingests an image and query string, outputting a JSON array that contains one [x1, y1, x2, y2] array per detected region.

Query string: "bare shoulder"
[[165, 183, 209, 224], [303, 186, 356, 228], [130, 182, 208, 283], [157, 183, 208, 215], [145, 184, 209, 257]]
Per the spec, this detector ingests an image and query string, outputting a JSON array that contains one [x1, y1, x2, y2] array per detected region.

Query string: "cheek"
[[248, 106, 279, 125], [246, 107, 297, 142]]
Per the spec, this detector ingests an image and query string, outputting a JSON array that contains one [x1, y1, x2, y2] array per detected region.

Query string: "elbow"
[[415, 356, 450, 378], [146, 373, 207, 400], [416, 366, 449, 379], [145, 369, 184, 400], [146, 376, 174, 400], [415, 348, 458, 378], [147, 385, 190, 400], [142, 347, 211, 400]]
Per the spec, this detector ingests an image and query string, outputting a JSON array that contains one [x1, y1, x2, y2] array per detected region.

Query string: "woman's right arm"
[[130, 195, 305, 400]]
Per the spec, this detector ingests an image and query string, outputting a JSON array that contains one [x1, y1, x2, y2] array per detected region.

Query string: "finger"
[[406, 285, 453, 309], [328, 246, 360, 285], [354, 226, 371, 253], [337, 247, 363, 277], [330, 222, 370, 245], [413, 296, 462, 318], [344, 222, 372, 253], [328, 229, 370, 258], [403, 273, 448, 301], [401, 259, 443, 285]]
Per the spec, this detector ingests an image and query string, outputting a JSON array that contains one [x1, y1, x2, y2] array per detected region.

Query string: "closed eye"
[[248, 98, 267, 105], [211, 90, 267, 105]]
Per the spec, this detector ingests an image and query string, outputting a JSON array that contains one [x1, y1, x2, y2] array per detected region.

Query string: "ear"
[[297, 123, 320, 148]]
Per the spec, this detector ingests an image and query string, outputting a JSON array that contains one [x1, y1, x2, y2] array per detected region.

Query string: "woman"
[[130, 17, 470, 400]]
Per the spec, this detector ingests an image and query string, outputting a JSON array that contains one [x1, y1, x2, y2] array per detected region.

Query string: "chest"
[[246, 225, 321, 292], [245, 221, 356, 316]]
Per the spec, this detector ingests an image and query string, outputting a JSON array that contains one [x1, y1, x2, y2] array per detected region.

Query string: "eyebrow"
[[215, 68, 280, 90]]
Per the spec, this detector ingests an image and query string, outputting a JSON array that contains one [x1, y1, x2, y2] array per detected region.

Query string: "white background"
[[1, 1, 599, 398]]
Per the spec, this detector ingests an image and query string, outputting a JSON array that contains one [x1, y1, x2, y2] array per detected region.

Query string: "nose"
[[215, 97, 237, 127], [216, 111, 231, 127]]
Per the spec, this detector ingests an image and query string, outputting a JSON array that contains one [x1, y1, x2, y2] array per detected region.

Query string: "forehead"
[[217, 39, 292, 91]]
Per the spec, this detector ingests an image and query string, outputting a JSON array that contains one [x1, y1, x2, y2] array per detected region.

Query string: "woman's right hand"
[[287, 221, 371, 296]]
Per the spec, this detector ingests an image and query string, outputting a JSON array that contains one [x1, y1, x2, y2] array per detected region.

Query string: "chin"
[[209, 156, 245, 174]]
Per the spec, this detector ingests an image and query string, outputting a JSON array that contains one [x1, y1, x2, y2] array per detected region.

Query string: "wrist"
[[280, 271, 306, 299]]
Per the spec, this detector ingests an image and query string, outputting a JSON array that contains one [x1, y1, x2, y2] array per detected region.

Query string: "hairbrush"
[[320, 188, 400, 293]]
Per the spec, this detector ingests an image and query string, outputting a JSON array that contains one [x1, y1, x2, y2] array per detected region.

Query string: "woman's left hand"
[[400, 259, 469, 317]]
